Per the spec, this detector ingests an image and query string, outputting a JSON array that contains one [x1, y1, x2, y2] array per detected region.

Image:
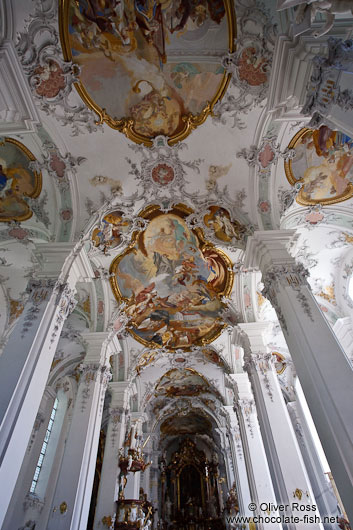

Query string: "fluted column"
[[48, 332, 115, 530], [244, 230, 353, 521], [240, 322, 322, 529], [231, 373, 281, 528], [0, 243, 82, 529], [93, 381, 129, 529]]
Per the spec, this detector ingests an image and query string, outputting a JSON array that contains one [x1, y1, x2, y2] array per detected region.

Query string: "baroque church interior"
[[1, 0, 353, 529]]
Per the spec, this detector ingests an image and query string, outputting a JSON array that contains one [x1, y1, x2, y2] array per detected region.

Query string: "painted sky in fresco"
[[287, 126, 353, 205], [113, 210, 230, 348], [64, 0, 229, 139]]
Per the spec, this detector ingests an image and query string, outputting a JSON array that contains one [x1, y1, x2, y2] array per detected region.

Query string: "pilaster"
[[240, 322, 322, 529], [93, 381, 129, 529], [244, 230, 353, 521], [48, 333, 112, 530], [231, 373, 281, 528], [0, 256, 77, 529], [223, 405, 252, 516]]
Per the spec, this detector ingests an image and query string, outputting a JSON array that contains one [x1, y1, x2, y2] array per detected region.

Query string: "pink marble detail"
[[258, 143, 275, 168], [258, 200, 271, 213], [50, 153, 66, 178], [8, 227, 29, 240], [305, 211, 324, 224]]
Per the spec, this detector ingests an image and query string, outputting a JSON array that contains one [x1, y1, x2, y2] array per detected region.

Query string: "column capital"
[[108, 381, 129, 410], [237, 322, 270, 351], [82, 331, 110, 362], [230, 373, 253, 401], [33, 242, 94, 286], [244, 352, 273, 373], [32, 243, 77, 279], [244, 229, 297, 273]]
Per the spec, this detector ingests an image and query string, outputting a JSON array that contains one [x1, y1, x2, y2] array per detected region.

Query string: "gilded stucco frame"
[[0, 138, 42, 222], [59, 0, 236, 146], [109, 204, 234, 349], [284, 127, 353, 206]]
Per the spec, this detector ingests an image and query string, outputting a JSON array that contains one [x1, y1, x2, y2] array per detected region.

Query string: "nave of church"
[[0, 0, 353, 529]]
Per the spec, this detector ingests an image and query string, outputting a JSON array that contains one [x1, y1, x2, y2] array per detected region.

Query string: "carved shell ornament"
[[59, 0, 235, 144]]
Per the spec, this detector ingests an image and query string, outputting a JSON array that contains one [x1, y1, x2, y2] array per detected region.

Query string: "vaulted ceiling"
[[1, 0, 353, 437]]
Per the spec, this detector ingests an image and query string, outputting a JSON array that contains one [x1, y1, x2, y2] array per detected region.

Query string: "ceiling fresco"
[[160, 411, 212, 434], [154, 368, 211, 397], [201, 346, 227, 368], [60, 0, 235, 144], [203, 205, 246, 243], [91, 209, 132, 253], [0, 138, 42, 222], [110, 205, 233, 348], [285, 126, 353, 206]]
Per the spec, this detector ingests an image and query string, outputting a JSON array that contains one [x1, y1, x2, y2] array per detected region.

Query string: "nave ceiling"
[[1, 0, 353, 479]]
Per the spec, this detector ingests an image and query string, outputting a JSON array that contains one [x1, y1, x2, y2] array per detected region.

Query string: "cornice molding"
[[0, 40, 40, 134]]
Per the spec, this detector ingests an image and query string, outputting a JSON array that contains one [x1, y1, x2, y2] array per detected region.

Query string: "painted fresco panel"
[[61, 0, 234, 143], [110, 207, 232, 348], [285, 126, 353, 205], [155, 369, 210, 397], [0, 139, 41, 222], [92, 210, 132, 253], [160, 412, 211, 434]]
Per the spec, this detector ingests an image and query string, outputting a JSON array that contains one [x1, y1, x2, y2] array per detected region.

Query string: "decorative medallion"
[[34, 60, 67, 98], [237, 45, 269, 87], [110, 204, 233, 348], [151, 163, 174, 186], [92, 210, 132, 253], [285, 126, 353, 205], [59, 0, 235, 145], [272, 352, 286, 375], [0, 138, 42, 222]]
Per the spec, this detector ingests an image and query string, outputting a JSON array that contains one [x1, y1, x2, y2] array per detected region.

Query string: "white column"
[[231, 373, 281, 529], [93, 381, 129, 529], [0, 243, 81, 529], [1, 387, 56, 530], [148, 435, 160, 515], [287, 400, 340, 523], [240, 322, 322, 529], [333, 317, 353, 363], [244, 230, 353, 521], [224, 405, 252, 516], [48, 332, 114, 530]]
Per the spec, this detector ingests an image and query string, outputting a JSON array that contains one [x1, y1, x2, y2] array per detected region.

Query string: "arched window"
[[30, 398, 58, 494], [28, 388, 68, 499]]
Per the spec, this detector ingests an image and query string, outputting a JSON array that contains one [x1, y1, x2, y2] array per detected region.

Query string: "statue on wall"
[[225, 482, 239, 514]]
